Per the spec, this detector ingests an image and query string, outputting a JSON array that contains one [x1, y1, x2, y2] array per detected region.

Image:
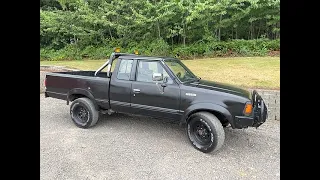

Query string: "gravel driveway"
[[40, 95, 280, 180]]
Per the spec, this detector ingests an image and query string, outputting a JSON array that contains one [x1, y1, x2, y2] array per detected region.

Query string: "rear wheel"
[[187, 112, 225, 153], [70, 98, 99, 128]]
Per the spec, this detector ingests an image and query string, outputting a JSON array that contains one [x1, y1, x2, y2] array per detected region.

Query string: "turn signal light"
[[244, 103, 253, 115]]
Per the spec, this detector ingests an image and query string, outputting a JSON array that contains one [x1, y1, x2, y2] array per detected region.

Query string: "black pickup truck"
[[44, 49, 268, 153]]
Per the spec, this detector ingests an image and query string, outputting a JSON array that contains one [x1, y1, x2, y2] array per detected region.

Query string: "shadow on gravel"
[[86, 112, 274, 155]]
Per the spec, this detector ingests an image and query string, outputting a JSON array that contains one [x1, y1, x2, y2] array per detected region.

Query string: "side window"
[[136, 60, 173, 84], [117, 59, 133, 80]]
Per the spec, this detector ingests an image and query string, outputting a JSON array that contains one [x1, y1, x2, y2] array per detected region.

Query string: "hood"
[[185, 79, 251, 99]]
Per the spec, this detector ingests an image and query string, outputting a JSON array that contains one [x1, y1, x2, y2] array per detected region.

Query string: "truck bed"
[[45, 71, 111, 109]]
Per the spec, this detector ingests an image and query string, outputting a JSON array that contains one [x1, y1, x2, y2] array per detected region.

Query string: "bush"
[[40, 45, 82, 61], [40, 38, 279, 61], [145, 39, 171, 56], [265, 39, 280, 50], [81, 46, 113, 59], [40, 48, 55, 61]]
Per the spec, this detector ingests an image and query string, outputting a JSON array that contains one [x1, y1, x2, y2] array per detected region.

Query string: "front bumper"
[[234, 90, 268, 128]]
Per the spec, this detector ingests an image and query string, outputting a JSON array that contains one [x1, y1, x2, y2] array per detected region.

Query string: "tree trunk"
[[157, 20, 161, 39], [183, 23, 186, 47], [214, 29, 217, 40], [231, 28, 233, 39], [235, 28, 237, 39], [250, 21, 253, 40], [218, 14, 222, 41], [171, 36, 173, 48], [109, 27, 113, 39], [277, 22, 280, 39], [116, 15, 118, 24]]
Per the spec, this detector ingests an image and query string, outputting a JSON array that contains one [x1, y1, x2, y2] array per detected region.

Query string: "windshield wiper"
[[183, 77, 199, 83]]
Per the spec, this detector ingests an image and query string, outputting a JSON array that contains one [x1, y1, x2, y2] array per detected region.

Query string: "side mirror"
[[152, 73, 163, 81]]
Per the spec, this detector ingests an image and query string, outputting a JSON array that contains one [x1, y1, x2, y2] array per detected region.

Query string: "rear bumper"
[[44, 91, 67, 101], [233, 90, 268, 128]]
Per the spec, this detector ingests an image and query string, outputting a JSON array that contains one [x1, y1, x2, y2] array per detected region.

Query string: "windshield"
[[164, 59, 198, 82]]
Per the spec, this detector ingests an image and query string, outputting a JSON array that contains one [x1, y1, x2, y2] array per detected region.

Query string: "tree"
[[40, 0, 280, 50]]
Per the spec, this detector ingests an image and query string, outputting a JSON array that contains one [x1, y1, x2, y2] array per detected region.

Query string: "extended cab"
[[44, 49, 268, 153]]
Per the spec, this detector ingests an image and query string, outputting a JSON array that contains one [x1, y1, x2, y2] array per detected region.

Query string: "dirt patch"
[[40, 69, 58, 72], [268, 50, 280, 56], [40, 65, 78, 72]]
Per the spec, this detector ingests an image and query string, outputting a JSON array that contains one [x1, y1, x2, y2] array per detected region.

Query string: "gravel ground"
[[40, 95, 280, 180], [40, 71, 46, 93]]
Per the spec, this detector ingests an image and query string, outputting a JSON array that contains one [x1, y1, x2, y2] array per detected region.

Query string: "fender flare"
[[67, 88, 99, 110], [181, 103, 233, 126]]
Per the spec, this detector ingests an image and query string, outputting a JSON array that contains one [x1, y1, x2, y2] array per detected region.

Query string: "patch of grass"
[[183, 57, 280, 89], [40, 56, 280, 89]]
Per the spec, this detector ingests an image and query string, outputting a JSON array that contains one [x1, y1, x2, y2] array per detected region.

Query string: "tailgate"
[[44, 72, 74, 100]]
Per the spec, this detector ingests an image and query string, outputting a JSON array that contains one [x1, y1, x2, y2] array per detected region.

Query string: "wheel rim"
[[191, 119, 212, 145], [73, 105, 89, 125]]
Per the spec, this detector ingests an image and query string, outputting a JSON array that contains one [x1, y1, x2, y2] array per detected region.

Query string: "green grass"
[[40, 56, 280, 90]]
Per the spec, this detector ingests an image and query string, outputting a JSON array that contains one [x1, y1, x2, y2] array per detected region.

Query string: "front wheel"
[[187, 112, 225, 153], [70, 98, 99, 128]]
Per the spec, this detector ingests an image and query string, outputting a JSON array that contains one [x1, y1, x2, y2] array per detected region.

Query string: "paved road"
[[40, 95, 280, 180]]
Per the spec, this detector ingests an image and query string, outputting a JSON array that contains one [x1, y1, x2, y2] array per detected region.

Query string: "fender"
[[67, 88, 99, 110], [181, 103, 233, 126]]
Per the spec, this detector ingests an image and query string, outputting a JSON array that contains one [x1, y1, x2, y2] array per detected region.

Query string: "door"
[[131, 60, 181, 119], [109, 59, 135, 113]]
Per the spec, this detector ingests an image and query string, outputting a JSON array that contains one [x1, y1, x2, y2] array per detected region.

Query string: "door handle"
[[133, 89, 141, 93]]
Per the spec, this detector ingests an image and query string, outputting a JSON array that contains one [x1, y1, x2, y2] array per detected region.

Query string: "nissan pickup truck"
[[44, 48, 268, 153]]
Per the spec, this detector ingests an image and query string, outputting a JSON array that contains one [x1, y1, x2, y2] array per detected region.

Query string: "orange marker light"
[[244, 103, 253, 115], [114, 47, 121, 53]]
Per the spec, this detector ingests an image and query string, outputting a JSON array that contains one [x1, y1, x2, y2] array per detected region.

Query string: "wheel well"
[[68, 94, 100, 111], [187, 109, 228, 124], [68, 94, 87, 102]]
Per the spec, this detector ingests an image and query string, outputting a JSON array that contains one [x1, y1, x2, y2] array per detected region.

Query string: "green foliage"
[[144, 39, 171, 56], [40, 45, 81, 61], [265, 39, 280, 51], [40, 0, 280, 60], [40, 38, 279, 61], [80, 46, 114, 59]]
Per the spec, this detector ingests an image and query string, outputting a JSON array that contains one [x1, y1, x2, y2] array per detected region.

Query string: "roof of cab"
[[118, 55, 176, 61]]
